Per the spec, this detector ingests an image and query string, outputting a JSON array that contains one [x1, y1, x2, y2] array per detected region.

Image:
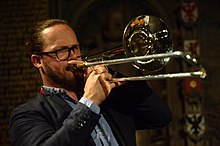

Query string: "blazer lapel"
[[43, 90, 73, 113]]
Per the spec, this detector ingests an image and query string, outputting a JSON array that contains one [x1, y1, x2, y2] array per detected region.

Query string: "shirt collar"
[[41, 86, 77, 103], [42, 86, 66, 95]]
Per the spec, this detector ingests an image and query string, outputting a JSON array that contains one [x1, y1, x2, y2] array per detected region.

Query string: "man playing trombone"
[[9, 19, 172, 146]]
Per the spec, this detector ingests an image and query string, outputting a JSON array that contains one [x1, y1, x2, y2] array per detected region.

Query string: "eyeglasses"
[[36, 44, 82, 61]]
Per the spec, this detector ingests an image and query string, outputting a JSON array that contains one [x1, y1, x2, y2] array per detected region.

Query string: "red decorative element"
[[181, 2, 198, 23], [185, 78, 202, 94], [184, 78, 203, 104], [184, 78, 202, 97], [40, 87, 44, 95]]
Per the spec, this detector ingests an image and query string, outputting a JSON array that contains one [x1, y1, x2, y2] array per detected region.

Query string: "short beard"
[[42, 63, 84, 97]]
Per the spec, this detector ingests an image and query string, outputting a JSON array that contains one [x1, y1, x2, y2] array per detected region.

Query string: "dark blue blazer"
[[10, 81, 172, 146]]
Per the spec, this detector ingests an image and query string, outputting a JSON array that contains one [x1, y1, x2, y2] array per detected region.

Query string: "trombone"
[[70, 15, 207, 81]]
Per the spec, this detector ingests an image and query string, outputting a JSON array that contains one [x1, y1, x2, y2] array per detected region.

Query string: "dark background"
[[0, 0, 220, 146]]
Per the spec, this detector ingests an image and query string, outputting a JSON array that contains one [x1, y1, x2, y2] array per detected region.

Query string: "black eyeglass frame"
[[35, 44, 83, 61]]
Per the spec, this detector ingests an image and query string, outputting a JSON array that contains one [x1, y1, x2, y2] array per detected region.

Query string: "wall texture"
[[0, 0, 220, 146], [0, 0, 48, 145], [199, 0, 220, 145]]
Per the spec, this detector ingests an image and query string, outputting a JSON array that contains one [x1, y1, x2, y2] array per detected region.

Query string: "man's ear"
[[31, 54, 42, 68]]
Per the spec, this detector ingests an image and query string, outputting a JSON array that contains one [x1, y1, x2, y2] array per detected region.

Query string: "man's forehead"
[[42, 24, 71, 36], [42, 24, 77, 45]]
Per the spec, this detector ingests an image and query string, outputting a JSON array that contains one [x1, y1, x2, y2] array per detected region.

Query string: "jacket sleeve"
[[10, 102, 100, 146], [108, 81, 172, 130]]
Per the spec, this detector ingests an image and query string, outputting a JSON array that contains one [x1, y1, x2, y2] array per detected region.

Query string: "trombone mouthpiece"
[[76, 62, 86, 69]]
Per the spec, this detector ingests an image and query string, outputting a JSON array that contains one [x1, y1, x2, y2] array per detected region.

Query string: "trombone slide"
[[76, 51, 207, 81]]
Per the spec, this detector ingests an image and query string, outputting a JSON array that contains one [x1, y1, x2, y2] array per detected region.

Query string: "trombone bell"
[[123, 15, 173, 72]]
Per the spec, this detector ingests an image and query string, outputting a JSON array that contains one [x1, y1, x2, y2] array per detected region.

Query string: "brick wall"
[[0, 0, 48, 145], [1, 0, 220, 146]]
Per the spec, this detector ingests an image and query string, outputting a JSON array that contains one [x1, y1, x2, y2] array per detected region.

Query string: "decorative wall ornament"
[[184, 113, 205, 143], [184, 78, 202, 104], [183, 39, 200, 58], [181, 2, 198, 27], [179, 1, 207, 145]]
